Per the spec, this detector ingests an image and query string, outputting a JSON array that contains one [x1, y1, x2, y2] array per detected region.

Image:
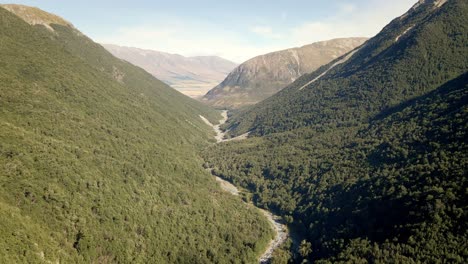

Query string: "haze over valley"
[[103, 44, 238, 98]]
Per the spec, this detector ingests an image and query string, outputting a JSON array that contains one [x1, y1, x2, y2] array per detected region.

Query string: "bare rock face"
[[202, 37, 368, 109], [102, 44, 238, 98], [398, 0, 448, 20]]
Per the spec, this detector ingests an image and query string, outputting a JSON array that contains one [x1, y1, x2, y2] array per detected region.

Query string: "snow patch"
[[299, 48, 360, 91]]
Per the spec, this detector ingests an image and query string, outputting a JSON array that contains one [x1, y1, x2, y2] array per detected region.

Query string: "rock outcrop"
[[202, 37, 367, 109]]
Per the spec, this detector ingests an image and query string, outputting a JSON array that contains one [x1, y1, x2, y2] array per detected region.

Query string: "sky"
[[1, 0, 417, 62]]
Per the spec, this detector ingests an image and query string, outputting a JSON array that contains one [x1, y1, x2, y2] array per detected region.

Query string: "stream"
[[200, 111, 289, 263]]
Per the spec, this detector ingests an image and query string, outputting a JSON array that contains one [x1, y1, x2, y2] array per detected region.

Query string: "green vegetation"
[[225, 0, 467, 137], [0, 4, 73, 28], [0, 7, 273, 263], [203, 1, 468, 262], [205, 73, 467, 262]]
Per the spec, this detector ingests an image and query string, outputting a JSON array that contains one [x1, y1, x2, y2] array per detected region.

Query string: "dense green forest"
[[0, 6, 273, 263], [1, 1, 467, 263], [204, 0, 468, 262], [225, 0, 467, 137], [204, 73, 467, 262]]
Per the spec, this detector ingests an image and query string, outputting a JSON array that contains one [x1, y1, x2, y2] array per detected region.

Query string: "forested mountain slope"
[[203, 0, 468, 262], [203, 38, 366, 109], [0, 5, 272, 263], [225, 0, 467, 137], [205, 71, 467, 263]]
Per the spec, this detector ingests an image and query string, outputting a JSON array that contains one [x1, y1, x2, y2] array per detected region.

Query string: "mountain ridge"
[[0, 5, 273, 263], [225, 0, 466, 136], [0, 4, 74, 31], [102, 44, 238, 98], [203, 0, 467, 262], [202, 37, 367, 108]]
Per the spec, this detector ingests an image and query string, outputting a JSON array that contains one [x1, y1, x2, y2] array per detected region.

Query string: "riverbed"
[[200, 110, 289, 263]]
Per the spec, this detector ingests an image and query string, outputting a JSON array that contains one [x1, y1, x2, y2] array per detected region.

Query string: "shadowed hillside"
[[203, 0, 468, 262]]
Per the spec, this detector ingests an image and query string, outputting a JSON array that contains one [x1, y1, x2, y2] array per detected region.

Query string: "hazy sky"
[[2, 0, 416, 62]]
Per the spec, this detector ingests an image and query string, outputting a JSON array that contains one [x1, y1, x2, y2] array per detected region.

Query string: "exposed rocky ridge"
[[0, 4, 73, 31], [224, 0, 466, 137], [103, 44, 238, 98], [202, 37, 367, 109]]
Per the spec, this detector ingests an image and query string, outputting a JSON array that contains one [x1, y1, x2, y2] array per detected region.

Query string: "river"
[[200, 110, 289, 263]]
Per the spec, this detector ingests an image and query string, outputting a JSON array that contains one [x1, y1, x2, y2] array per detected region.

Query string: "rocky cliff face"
[[202, 37, 367, 109], [103, 44, 237, 98]]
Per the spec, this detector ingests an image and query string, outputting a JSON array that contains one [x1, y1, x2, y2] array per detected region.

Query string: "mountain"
[[225, 0, 467, 136], [102, 44, 238, 98], [0, 5, 273, 263], [203, 0, 467, 262], [202, 38, 367, 109]]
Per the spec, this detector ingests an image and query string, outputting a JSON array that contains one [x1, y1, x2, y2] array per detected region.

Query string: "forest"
[[204, 73, 467, 262], [1, 1, 467, 263], [203, 1, 468, 262], [0, 7, 273, 263]]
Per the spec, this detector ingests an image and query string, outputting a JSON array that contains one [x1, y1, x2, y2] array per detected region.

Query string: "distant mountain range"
[[2, 1, 467, 263], [102, 44, 238, 97], [202, 37, 367, 109], [225, 0, 466, 136]]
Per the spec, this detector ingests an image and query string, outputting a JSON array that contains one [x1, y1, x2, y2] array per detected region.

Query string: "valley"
[[0, 1, 466, 263], [0, 5, 273, 263], [103, 44, 237, 98], [200, 111, 290, 263], [204, 1, 467, 262], [199, 110, 250, 143]]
